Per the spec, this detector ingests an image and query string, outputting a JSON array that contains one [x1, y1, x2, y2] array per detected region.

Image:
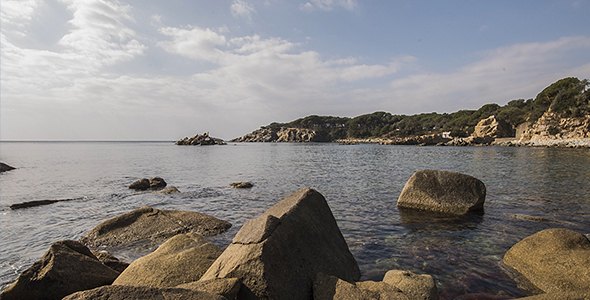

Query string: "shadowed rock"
[[80, 206, 231, 247], [0, 240, 120, 300], [62, 285, 226, 300], [503, 228, 590, 294], [113, 233, 223, 287], [200, 188, 360, 300], [153, 186, 180, 194], [128, 177, 167, 190], [397, 170, 486, 215], [1, 162, 15, 172], [90, 250, 129, 273], [9, 198, 81, 210]]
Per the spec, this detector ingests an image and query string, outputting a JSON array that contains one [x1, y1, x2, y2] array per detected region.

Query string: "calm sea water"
[[1, 141, 589, 299]]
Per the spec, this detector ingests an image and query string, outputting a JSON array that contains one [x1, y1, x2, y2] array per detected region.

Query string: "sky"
[[1, 0, 589, 141]]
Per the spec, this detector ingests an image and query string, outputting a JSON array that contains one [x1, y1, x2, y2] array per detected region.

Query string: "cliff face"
[[520, 111, 590, 143], [230, 127, 331, 142]]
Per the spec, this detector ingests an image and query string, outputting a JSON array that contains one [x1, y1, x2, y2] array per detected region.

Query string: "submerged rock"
[[62, 285, 226, 300], [0, 162, 15, 173], [79, 206, 231, 247], [397, 169, 486, 215], [200, 188, 360, 300], [153, 186, 181, 194], [230, 182, 253, 188], [503, 228, 590, 294], [128, 177, 167, 190], [113, 233, 223, 287], [0, 240, 120, 300]]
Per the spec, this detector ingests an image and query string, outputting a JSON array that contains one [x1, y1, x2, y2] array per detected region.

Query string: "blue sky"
[[2, 0, 589, 140]]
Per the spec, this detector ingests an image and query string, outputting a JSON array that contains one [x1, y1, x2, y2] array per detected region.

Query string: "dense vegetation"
[[261, 77, 589, 140]]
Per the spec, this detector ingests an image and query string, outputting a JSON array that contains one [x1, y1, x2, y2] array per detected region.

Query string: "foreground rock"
[[62, 285, 226, 300], [503, 228, 590, 294], [397, 170, 486, 215], [230, 127, 330, 142], [473, 115, 514, 138], [0, 240, 120, 300], [90, 250, 129, 273], [314, 272, 408, 300], [383, 270, 439, 300], [80, 206, 231, 247], [176, 132, 227, 145], [1, 162, 15, 172], [200, 188, 361, 300], [113, 233, 223, 287], [128, 177, 167, 190], [176, 278, 242, 300]]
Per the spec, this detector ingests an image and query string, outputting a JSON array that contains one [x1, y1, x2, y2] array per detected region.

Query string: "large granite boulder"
[[0, 240, 120, 300], [383, 270, 439, 300], [113, 233, 223, 287], [62, 285, 226, 300], [503, 228, 590, 294], [473, 115, 514, 138], [313, 273, 409, 300], [1, 162, 16, 172], [80, 206, 231, 247], [199, 188, 361, 300], [397, 170, 486, 215]]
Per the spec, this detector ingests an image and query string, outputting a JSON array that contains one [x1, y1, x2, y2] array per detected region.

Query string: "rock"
[[91, 250, 129, 273], [1, 162, 15, 172], [230, 182, 253, 188], [473, 115, 514, 138], [153, 186, 180, 194], [176, 278, 242, 300], [148, 177, 167, 189], [176, 132, 226, 145], [113, 233, 223, 287], [513, 290, 590, 299], [380, 134, 452, 146], [62, 285, 227, 300], [129, 177, 167, 190], [230, 127, 330, 142], [313, 273, 409, 300], [200, 188, 361, 300], [520, 111, 590, 143], [80, 206, 232, 247], [0, 240, 120, 300], [128, 178, 150, 190], [503, 228, 590, 294], [397, 170, 486, 215], [383, 270, 439, 300]]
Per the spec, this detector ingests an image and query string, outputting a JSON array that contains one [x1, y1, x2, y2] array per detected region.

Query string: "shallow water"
[[1, 142, 589, 299]]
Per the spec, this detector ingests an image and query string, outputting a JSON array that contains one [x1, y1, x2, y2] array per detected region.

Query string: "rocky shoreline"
[[2, 171, 589, 299]]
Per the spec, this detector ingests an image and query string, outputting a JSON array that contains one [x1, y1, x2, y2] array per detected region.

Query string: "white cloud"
[[1, 0, 41, 37], [157, 26, 227, 62], [300, 0, 358, 11], [231, 0, 256, 20]]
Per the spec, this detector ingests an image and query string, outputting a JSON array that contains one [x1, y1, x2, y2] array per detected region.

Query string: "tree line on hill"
[[261, 77, 589, 140]]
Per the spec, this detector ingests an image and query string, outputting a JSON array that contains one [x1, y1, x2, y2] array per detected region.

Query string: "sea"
[[1, 141, 589, 299]]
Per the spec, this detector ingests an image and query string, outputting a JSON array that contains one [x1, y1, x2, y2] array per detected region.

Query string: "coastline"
[[332, 137, 590, 148]]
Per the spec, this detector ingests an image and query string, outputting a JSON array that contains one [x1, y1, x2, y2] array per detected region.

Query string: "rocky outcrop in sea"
[[1, 162, 16, 173], [176, 132, 227, 145], [230, 127, 330, 142]]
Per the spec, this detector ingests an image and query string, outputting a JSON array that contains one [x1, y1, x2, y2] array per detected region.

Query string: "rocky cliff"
[[230, 127, 330, 142], [520, 111, 590, 142]]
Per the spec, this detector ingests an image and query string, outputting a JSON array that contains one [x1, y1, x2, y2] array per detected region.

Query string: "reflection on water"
[[1, 142, 589, 299]]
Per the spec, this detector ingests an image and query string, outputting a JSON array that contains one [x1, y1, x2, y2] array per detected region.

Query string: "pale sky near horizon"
[[1, 0, 589, 141]]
